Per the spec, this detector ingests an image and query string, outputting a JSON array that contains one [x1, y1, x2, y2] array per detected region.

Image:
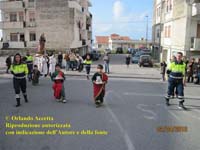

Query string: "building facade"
[[95, 34, 152, 51], [0, 0, 92, 55], [152, 0, 200, 62]]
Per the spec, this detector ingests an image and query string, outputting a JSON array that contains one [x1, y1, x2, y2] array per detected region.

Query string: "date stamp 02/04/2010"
[[156, 126, 188, 133]]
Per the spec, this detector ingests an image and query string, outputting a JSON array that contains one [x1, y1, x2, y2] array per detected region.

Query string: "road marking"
[[136, 104, 157, 120], [105, 91, 136, 150], [182, 109, 200, 121], [156, 104, 182, 121], [123, 92, 200, 100]]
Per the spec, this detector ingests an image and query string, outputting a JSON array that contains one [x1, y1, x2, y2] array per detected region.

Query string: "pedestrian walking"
[[92, 64, 108, 108], [160, 61, 167, 81], [41, 55, 48, 77], [51, 64, 67, 103], [103, 53, 110, 74], [69, 52, 76, 71], [64, 52, 70, 71], [10, 53, 29, 107], [49, 54, 56, 76], [194, 58, 200, 84], [32, 65, 40, 86], [58, 52, 63, 68], [76, 55, 84, 72], [165, 52, 187, 110], [25, 52, 34, 82], [126, 54, 131, 68], [5, 55, 12, 74], [187, 58, 195, 83], [84, 55, 92, 80]]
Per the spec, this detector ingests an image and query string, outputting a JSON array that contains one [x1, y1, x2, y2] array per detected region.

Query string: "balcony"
[[0, 1, 24, 10], [68, 0, 82, 12], [191, 37, 200, 51], [192, 3, 200, 17], [26, 22, 37, 28], [0, 21, 24, 29]]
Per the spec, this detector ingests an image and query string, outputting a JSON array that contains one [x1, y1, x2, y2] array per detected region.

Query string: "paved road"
[[0, 77, 200, 150], [64, 54, 161, 79]]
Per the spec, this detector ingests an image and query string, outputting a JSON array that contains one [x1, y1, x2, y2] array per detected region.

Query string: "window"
[[29, 11, 35, 22], [98, 44, 102, 48], [165, 26, 167, 38], [168, 26, 171, 38], [20, 34, 25, 41], [19, 12, 24, 22], [156, 6, 161, 18], [30, 32, 36, 41], [10, 13, 17, 22], [10, 33, 18, 41], [165, 25, 171, 38], [166, 0, 173, 13], [156, 29, 160, 38]]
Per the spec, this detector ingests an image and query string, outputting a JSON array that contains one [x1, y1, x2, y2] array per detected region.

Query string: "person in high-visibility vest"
[[26, 52, 34, 82], [165, 52, 187, 110], [84, 54, 92, 80], [10, 53, 29, 107]]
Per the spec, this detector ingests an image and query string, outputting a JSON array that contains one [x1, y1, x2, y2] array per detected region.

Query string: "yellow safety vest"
[[84, 60, 92, 65], [168, 61, 186, 79], [10, 63, 29, 78]]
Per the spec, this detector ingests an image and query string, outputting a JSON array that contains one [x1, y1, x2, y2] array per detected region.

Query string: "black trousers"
[[85, 65, 91, 75], [6, 65, 11, 73], [95, 90, 105, 103], [13, 78, 27, 95]]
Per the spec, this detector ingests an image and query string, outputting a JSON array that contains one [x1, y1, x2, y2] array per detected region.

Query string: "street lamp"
[[146, 15, 149, 48]]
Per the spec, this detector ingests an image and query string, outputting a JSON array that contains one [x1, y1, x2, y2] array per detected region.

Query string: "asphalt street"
[[0, 76, 200, 150]]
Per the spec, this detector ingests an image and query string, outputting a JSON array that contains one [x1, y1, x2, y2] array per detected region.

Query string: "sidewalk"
[[63, 64, 162, 80], [0, 63, 162, 79]]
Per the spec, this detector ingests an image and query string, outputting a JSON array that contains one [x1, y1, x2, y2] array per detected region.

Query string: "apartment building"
[[95, 34, 152, 51], [152, 0, 200, 62], [0, 0, 92, 55]]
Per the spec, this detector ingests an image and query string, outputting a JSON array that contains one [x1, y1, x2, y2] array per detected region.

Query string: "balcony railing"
[[192, 3, 200, 16], [191, 37, 200, 50], [0, 21, 24, 29], [0, 0, 24, 10]]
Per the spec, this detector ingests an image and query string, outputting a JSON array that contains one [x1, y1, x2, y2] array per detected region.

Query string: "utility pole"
[[146, 15, 149, 48]]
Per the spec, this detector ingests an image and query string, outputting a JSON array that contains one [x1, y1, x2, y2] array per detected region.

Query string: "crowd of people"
[[6, 51, 109, 108], [161, 57, 200, 85]]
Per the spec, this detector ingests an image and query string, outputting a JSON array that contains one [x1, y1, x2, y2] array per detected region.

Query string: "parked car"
[[116, 47, 123, 54], [132, 54, 140, 64], [105, 48, 111, 54], [138, 55, 153, 67], [97, 51, 101, 58], [91, 50, 100, 61], [134, 51, 151, 57]]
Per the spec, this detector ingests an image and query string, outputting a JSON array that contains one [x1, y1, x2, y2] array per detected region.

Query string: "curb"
[[64, 73, 161, 80]]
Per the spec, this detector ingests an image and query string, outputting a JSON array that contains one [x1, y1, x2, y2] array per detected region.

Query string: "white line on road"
[[123, 92, 200, 100], [105, 91, 136, 150], [136, 104, 157, 120]]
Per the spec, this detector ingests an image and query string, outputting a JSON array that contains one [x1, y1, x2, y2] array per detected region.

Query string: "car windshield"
[[141, 56, 151, 60]]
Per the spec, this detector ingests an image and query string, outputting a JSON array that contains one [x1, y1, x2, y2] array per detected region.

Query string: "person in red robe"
[[92, 64, 108, 107], [51, 64, 67, 103]]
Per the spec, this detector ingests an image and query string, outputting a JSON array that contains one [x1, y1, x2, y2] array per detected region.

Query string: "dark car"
[[91, 50, 100, 61], [105, 48, 111, 54], [132, 54, 140, 64], [138, 55, 153, 67], [116, 47, 123, 54]]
